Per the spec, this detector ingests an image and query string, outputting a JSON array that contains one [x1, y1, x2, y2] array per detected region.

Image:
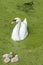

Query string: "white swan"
[[11, 17, 28, 41]]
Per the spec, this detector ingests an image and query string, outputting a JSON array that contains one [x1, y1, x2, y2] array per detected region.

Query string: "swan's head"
[[11, 17, 21, 24]]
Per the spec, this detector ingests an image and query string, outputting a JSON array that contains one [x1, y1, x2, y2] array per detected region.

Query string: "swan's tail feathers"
[[23, 18, 27, 26]]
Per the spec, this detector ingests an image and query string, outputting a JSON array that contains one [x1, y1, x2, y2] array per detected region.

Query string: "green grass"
[[0, 0, 43, 65]]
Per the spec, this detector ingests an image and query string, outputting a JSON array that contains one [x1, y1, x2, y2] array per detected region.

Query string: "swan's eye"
[[13, 19, 16, 21]]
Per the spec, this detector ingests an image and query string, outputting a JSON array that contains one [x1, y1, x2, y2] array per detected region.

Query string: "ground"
[[0, 0, 43, 65]]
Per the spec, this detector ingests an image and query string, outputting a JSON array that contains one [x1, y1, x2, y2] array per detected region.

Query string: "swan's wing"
[[23, 18, 27, 26]]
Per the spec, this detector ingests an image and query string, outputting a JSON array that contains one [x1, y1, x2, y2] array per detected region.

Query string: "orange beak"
[[11, 20, 16, 24]]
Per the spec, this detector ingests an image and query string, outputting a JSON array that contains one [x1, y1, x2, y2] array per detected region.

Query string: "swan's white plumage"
[[23, 18, 27, 26], [11, 17, 28, 41]]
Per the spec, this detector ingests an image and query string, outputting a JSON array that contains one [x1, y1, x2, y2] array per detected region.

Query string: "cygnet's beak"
[[11, 20, 16, 24]]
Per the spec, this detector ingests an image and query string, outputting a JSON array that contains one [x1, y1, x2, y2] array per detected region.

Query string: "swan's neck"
[[17, 21, 21, 32], [18, 21, 21, 28], [15, 22, 21, 40], [15, 21, 21, 39]]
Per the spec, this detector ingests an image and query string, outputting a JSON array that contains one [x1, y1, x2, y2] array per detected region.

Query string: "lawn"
[[0, 0, 43, 65]]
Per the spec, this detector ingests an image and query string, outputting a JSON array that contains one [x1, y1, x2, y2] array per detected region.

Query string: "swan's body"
[[11, 18, 28, 41]]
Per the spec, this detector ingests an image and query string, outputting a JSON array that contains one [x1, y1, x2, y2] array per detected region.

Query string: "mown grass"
[[0, 0, 43, 65]]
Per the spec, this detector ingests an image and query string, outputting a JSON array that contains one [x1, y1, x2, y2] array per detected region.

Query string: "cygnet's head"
[[11, 17, 21, 24]]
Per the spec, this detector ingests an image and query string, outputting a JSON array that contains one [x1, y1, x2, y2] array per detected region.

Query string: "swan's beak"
[[11, 20, 16, 24]]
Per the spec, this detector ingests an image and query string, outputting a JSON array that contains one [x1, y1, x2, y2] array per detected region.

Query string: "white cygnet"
[[3, 54, 9, 58], [9, 52, 13, 58], [4, 57, 10, 63], [11, 55, 18, 62]]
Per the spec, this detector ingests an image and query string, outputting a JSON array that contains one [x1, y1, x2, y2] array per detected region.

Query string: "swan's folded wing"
[[23, 18, 27, 26], [20, 22, 28, 40]]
